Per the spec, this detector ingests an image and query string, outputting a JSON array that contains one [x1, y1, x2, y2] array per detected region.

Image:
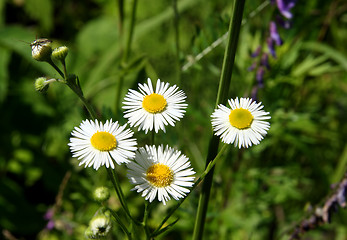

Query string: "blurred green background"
[[1, 0, 347, 239]]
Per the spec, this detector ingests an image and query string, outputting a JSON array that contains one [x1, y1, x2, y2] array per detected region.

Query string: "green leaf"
[[302, 42, 347, 71], [292, 54, 329, 77]]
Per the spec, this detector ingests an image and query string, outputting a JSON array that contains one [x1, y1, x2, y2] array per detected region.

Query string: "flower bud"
[[84, 226, 95, 239], [89, 215, 111, 238], [31, 39, 52, 62], [52, 46, 68, 62], [93, 186, 110, 202], [34, 77, 49, 92]]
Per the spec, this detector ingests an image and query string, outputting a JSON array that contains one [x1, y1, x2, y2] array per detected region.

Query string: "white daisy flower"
[[68, 119, 137, 170], [211, 97, 271, 148], [127, 145, 195, 205], [122, 78, 187, 133]]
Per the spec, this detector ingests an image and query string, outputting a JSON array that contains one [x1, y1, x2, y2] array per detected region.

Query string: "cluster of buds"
[[31, 38, 69, 92], [249, 0, 297, 99], [31, 39, 68, 63]]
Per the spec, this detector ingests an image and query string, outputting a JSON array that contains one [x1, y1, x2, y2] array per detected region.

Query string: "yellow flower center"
[[146, 163, 174, 187], [90, 131, 117, 151], [142, 93, 167, 113], [229, 108, 254, 129]]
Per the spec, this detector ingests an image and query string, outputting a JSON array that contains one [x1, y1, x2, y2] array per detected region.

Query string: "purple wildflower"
[[267, 37, 276, 58], [256, 67, 265, 87], [46, 220, 55, 230], [44, 208, 54, 220], [261, 53, 270, 70], [270, 21, 283, 46], [248, 62, 257, 71], [44, 208, 55, 230], [251, 86, 259, 101], [276, 0, 296, 19], [251, 46, 261, 58]]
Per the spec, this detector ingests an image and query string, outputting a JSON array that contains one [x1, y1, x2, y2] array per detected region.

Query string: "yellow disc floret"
[[146, 163, 174, 187], [229, 108, 254, 129], [91, 131, 117, 151], [142, 93, 167, 113]]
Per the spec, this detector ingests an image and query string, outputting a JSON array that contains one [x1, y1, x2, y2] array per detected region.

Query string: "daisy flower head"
[[127, 145, 195, 205], [68, 119, 137, 170], [122, 78, 187, 133], [211, 97, 271, 148]]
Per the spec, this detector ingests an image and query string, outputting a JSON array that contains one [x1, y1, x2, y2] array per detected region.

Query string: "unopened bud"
[[34, 77, 49, 92], [84, 226, 95, 239], [93, 187, 110, 202], [52, 46, 68, 62], [31, 39, 52, 62], [89, 215, 111, 238]]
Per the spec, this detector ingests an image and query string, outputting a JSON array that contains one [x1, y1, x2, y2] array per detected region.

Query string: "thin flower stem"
[[61, 59, 68, 78], [172, 0, 181, 84], [108, 207, 132, 239], [106, 168, 141, 226], [151, 144, 229, 237], [117, 0, 124, 35], [66, 82, 97, 120], [192, 1, 246, 239], [143, 202, 151, 239], [122, 0, 137, 64], [47, 59, 65, 79], [115, 0, 138, 115]]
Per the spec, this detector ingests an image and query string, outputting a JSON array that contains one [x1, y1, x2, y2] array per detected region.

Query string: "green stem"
[[117, 0, 124, 35], [61, 59, 68, 78], [192, 1, 246, 239], [66, 81, 97, 120], [106, 168, 141, 225], [172, 0, 181, 84], [115, 0, 138, 115], [108, 207, 132, 239], [143, 202, 151, 239], [122, 0, 137, 64], [47, 59, 65, 79], [151, 144, 229, 237]]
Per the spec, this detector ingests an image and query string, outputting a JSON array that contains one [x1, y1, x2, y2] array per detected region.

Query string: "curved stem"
[[66, 82, 97, 120], [106, 168, 141, 226], [47, 59, 65, 79], [192, 1, 246, 239], [108, 207, 132, 239]]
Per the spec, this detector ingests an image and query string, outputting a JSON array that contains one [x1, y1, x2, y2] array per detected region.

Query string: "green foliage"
[[1, 0, 347, 239]]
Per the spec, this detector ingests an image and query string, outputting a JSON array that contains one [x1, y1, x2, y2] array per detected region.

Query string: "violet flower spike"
[[256, 67, 265, 87], [276, 0, 296, 19], [248, 62, 257, 72], [261, 53, 270, 70], [270, 21, 283, 46], [251, 46, 261, 58], [267, 37, 276, 58], [251, 86, 259, 101]]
